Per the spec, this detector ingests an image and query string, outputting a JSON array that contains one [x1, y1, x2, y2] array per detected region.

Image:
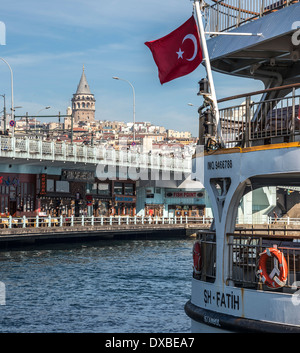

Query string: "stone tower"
[[71, 66, 95, 124]]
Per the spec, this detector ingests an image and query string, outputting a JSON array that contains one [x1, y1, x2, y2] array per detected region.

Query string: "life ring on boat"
[[193, 241, 202, 275], [257, 247, 288, 289]]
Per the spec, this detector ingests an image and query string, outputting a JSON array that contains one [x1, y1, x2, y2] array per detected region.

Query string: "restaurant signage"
[[115, 196, 136, 202], [166, 192, 204, 198], [40, 174, 47, 195], [62, 169, 94, 182]]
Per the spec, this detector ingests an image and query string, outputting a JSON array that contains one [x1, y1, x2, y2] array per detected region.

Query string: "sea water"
[[0, 238, 194, 333]]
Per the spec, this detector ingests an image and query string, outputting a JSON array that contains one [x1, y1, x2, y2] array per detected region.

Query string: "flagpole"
[[193, 0, 223, 143]]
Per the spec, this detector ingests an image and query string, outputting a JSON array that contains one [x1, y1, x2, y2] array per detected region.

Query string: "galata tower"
[[71, 66, 95, 124]]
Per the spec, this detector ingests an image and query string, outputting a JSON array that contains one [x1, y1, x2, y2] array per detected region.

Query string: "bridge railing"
[[0, 136, 192, 173], [206, 0, 300, 34], [0, 215, 213, 229]]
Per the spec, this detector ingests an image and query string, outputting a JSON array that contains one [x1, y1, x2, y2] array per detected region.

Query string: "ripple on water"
[[0, 238, 194, 332]]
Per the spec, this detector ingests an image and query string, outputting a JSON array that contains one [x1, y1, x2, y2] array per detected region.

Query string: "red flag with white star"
[[145, 16, 203, 84]]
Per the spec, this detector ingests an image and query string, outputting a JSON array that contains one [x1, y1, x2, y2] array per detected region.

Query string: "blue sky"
[[0, 0, 263, 134]]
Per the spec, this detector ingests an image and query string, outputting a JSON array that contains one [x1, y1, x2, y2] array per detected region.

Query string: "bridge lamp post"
[[35, 106, 51, 132], [112, 76, 136, 142], [0, 94, 6, 132], [0, 58, 14, 136]]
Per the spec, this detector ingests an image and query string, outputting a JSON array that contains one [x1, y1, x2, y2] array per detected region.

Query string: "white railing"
[[0, 215, 213, 229], [1, 214, 300, 230], [228, 233, 300, 289], [0, 136, 192, 174], [237, 215, 300, 225], [206, 0, 299, 34]]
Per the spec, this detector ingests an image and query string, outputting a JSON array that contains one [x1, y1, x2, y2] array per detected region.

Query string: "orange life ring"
[[193, 241, 202, 275], [257, 247, 288, 289]]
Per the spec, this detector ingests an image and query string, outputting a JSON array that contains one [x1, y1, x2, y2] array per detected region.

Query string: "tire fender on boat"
[[193, 241, 202, 275], [257, 247, 288, 289]]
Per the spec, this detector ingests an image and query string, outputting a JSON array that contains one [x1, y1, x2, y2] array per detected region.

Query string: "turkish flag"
[[145, 16, 203, 84]]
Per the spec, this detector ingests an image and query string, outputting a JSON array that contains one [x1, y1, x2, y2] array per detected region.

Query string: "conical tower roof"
[[76, 65, 91, 94]]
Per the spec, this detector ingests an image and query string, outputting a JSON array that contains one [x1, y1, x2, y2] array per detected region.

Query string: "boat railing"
[[217, 83, 300, 148], [227, 233, 300, 290], [206, 0, 300, 35]]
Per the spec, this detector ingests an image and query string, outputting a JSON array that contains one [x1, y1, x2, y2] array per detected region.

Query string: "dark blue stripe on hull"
[[185, 300, 300, 333]]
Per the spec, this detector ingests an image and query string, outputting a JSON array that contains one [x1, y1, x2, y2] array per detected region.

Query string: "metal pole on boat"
[[193, 0, 223, 144], [205, 31, 263, 37]]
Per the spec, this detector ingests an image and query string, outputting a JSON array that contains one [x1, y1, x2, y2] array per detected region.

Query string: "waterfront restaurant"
[[40, 171, 136, 217], [85, 180, 136, 217], [0, 172, 37, 217], [38, 169, 98, 217], [38, 171, 82, 217], [112, 180, 136, 216], [164, 189, 206, 217], [86, 181, 112, 217], [0, 167, 137, 218], [136, 184, 208, 218]]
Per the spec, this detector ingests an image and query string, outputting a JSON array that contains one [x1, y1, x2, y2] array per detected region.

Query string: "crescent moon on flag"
[[182, 34, 198, 61]]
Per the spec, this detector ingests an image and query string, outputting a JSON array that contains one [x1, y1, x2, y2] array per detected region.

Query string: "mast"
[[193, 0, 223, 145]]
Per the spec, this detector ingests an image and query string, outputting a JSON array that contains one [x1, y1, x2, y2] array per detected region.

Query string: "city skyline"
[[10, 67, 197, 145], [0, 0, 263, 134]]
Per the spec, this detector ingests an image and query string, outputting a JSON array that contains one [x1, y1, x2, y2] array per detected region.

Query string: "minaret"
[[71, 65, 96, 124]]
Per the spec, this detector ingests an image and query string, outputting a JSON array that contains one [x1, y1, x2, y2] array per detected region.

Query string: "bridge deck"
[[0, 136, 191, 175], [0, 222, 204, 248]]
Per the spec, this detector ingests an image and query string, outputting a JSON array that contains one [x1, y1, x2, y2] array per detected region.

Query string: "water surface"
[[0, 238, 194, 333]]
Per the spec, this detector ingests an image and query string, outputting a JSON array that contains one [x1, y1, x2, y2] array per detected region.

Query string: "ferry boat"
[[185, 0, 300, 332]]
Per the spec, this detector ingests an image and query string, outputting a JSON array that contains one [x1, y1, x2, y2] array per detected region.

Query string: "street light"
[[0, 94, 6, 132], [0, 58, 14, 135], [112, 76, 136, 142], [9, 106, 22, 133], [35, 106, 51, 131]]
